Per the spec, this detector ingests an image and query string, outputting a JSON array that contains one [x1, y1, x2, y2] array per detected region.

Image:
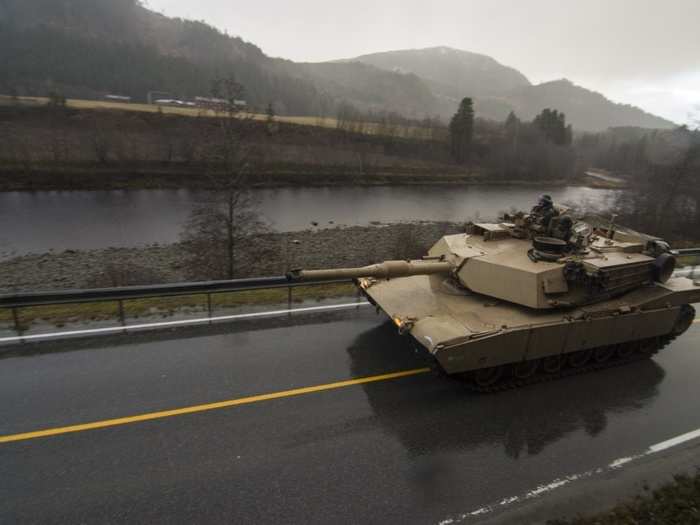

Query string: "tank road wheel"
[[593, 345, 615, 364], [672, 305, 696, 336], [615, 342, 636, 358], [472, 366, 504, 388], [567, 349, 593, 368], [638, 337, 659, 356], [542, 355, 563, 374], [512, 359, 539, 379]]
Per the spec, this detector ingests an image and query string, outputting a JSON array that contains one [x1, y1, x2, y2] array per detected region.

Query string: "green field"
[[0, 95, 439, 139]]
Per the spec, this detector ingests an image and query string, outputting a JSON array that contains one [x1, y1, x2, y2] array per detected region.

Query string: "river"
[[0, 185, 619, 257]]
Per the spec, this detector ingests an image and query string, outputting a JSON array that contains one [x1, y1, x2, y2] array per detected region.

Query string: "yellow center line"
[[0, 368, 431, 444]]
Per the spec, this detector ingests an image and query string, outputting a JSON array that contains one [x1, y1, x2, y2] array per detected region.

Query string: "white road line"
[[0, 301, 371, 344], [648, 427, 700, 453], [438, 426, 700, 524]]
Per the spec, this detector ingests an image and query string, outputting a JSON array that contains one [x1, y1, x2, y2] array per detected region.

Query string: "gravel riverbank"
[[0, 222, 464, 292]]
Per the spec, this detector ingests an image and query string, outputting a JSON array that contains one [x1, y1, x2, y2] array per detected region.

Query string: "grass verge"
[[548, 470, 700, 525], [0, 283, 358, 331]]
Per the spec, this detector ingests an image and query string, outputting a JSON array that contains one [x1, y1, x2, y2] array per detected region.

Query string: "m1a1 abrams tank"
[[288, 201, 700, 391]]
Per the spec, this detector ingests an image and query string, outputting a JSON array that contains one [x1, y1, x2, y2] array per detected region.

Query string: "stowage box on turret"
[[289, 201, 700, 390]]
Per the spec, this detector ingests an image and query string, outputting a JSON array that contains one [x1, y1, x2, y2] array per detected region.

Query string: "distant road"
[[2, 309, 700, 523], [584, 169, 627, 186], [0, 95, 434, 139], [0, 93, 332, 124]]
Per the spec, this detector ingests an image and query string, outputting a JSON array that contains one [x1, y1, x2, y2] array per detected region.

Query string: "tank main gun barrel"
[[287, 260, 453, 281]]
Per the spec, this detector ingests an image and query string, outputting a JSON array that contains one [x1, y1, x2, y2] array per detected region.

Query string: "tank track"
[[460, 305, 696, 393], [461, 335, 671, 393]]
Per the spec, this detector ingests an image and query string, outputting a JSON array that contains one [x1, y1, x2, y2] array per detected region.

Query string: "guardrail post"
[[118, 300, 126, 328], [207, 293, 213, 323], [287, 286, 293, 312], [12, 307, 23, 339]]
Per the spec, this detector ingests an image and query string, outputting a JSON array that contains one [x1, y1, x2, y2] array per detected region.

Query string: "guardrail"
[[677, 248, 700, 257], [0, 276, 354, 339], [0, 276, 355, 308], [2, 247, 699, 342]]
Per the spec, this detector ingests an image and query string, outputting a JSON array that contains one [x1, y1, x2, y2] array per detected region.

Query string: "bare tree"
[[90, 116, 113, 164], [180, 78, 269, 280], [47, 107, 69, 163], [153, 107, 176, 163]]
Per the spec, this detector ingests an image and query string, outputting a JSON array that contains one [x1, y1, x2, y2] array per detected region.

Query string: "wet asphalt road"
[[1, 309, 700, 524]]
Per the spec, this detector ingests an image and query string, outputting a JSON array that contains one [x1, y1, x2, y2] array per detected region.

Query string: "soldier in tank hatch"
[[548, 215, 574, 242], [529, 194, 560, 233]]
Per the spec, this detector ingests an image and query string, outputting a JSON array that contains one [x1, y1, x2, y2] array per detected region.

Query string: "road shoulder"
[[477, 436, 700, 525]]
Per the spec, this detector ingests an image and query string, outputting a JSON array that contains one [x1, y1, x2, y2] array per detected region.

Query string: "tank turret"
[[290, 217, 684, 310]]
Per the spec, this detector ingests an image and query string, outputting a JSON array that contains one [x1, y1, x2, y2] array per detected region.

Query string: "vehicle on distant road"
[[104, 94, 132, 103], [153, 99, 195, 107]]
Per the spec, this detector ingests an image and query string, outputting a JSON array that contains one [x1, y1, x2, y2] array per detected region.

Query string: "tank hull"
[[360, 274, 699, 378], [431, 305, 680, 374]]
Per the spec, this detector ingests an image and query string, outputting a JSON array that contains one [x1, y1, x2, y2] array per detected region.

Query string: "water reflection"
[[347, 322, 664, 460]]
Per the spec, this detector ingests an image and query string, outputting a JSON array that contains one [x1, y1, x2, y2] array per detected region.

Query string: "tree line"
[[445, 97, 576, 181], [576, 125, 700, 241]]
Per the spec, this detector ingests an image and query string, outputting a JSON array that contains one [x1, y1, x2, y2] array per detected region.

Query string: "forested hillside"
[[0, 0, 677, 131], [0, 0, 326, 114], [0, 0, 439, 117]]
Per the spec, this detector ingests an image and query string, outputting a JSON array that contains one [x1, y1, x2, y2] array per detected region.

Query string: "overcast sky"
[[147, 0, 700, 125]]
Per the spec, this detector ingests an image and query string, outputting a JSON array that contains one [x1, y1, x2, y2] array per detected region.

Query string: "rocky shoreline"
[[0, 222, 465, 293]]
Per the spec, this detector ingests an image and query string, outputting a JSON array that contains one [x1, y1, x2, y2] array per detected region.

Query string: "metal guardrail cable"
[[676, 248, 700, 258]]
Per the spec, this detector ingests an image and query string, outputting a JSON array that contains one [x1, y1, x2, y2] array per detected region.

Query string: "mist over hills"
[[0, 0, 676, 131], [350, 47, 675, 131], [353, 47, 531, 99]]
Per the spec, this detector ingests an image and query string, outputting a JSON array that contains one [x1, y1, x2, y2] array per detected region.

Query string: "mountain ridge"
[[347, 48, 675, 130], [0, 0, 676, 131], [351, 46, 532, 96]]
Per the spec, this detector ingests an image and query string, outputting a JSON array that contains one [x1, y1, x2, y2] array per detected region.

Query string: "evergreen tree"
[[504, 110, 521, 152], [505, 110, 520, 130], [534, 108, 571, 146], [449, 97, 475, 163]]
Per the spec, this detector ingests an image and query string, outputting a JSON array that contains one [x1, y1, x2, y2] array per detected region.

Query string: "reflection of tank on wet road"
[[346, 321, 665, 460]]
